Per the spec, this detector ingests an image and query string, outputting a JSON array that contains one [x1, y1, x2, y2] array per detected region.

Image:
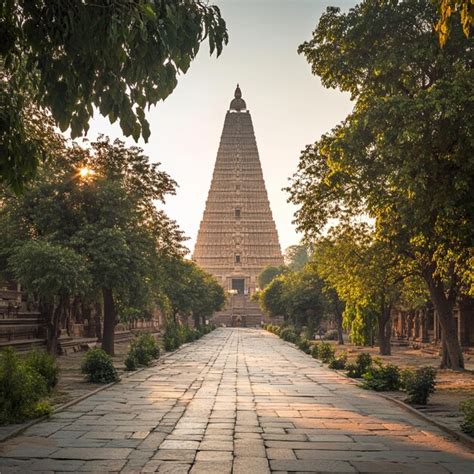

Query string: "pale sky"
[[87, 0, 356, 254]]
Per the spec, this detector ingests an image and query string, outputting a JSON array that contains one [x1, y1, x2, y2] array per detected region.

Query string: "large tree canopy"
[[0, 0, 228, 190], [288, 0, 473, 369]]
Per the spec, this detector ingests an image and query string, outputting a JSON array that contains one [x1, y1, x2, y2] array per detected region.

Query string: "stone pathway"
[[0, 329, 473, 473]]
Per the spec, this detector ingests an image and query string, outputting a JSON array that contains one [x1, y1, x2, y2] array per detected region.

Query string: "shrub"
[[401, 367, 436, 405], [125, 332, 160, 371], [460, 399, 474, 436], [81, 348, 119, 383], [180, 325, 197, 343], [311, 342, 320, 359], [318, 342, 336, 363], [297, 338, 312, 354], [162, 320, 182, 351], [25, 350, 59, 392], [323, 329, 339, 341], [273, 325, 281, 336], [124, 354, 138, 371], [362, 363, 401, 391], [279, 327, 298, 343], [0, 348, 50, 424], [346, 352, 373, 378], [328, 352, 348, 370]]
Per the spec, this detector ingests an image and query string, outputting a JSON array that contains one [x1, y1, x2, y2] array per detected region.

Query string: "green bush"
[[163, 320, 182, 351], [125, 332, 160, 371], [0, 348, 51, 424], [460, 399, 474, 436], [328, 352, 348, 370], [346, 352, 373, 378], [25, 350, 59, 392], [311, 342, 320, 359], [318, 342, 336, 363], [124, 354, 138, 371], [81, 348, 119, 383], [279, 327, 298, 343], [273, 325, 281, 336], [323, 329, 339, 341], [362, 363, 401, 391], [401, 367, 436, 405], [297, 338, 312, 354]]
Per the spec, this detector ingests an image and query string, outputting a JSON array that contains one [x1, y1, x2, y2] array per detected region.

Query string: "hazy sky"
[[87, 0, 357, 254]]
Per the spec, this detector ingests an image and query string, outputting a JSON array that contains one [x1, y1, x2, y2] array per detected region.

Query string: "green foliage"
[[1, 136, 187, 356], [323, 329, 339, 341], [460, 399, 474, 435], [346, 353, 373, 378], [25, 350, 59, 392], [284, 244, 311, 271], [1, 1, 228, 189], [81, 348, 119, 384], [437, 0, 473, 45], [311, 342, 320, 359], [162, 319, 183, 352], [258, 265, 288, 289], [297, 338, 312, 354], [328, 352, 348, 370], [401, 367, 437, 405], [0, 348, 50, 424], [318, 342, 336, 363], [362, 363, 401, 392], [288, 0, 473, 369], [180, 325, 202, 343], [259, 276, 288, 318], [125, 332, 160, 371], [279, 327, 298, 343]]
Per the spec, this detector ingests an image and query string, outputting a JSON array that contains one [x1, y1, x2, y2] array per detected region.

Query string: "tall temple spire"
[[193, 85, 283, 318]]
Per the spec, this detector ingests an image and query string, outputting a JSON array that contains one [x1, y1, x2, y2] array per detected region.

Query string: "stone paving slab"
[[0, 328, 473, 473]]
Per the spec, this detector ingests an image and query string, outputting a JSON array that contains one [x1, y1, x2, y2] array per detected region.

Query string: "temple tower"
[[193, 85, 283, 325]]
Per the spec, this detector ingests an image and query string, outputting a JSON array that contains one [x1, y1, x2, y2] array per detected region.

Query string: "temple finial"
[[234, 84, 242, 99], [230, 84, 245, 111]]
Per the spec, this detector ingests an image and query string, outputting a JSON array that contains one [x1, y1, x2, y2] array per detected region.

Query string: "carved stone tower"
[[193, 85, 283, 325]]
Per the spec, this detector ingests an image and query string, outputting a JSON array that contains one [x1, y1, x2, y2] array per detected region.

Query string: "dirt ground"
[[326, 340, 474, 433], [49, 339, 135, 408]]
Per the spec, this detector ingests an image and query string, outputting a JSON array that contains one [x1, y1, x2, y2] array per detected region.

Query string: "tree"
[[189, 267, 226, 327], [257, 265, 288, 289], [285, 265, 325, 332], [284, 244, 312, 271], [437, 0, 473, 45], [288, 0, 473, 368], [1, 0, 228, 190], [0, 134, 185, 355], [313, 225, 404, 355], [321, 286, 345, 345], [9, 241, 90, 355], [258, 265, 325, 331], [259, 276, 289, 321]]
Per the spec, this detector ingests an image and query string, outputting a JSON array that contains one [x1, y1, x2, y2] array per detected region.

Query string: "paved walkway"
[[0, 329, 473, 473]]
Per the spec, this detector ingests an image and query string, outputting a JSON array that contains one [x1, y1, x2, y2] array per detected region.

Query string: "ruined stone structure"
[[193, 85, 283, 326]]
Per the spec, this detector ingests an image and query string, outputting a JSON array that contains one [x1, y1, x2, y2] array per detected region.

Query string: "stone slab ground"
[[0, 328, 472, 473]]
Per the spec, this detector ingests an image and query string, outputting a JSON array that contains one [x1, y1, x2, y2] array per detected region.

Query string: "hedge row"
[[263, 324, 437, 406]]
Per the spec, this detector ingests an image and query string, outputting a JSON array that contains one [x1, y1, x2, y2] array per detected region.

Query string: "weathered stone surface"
[[0, 329, 472, 473]]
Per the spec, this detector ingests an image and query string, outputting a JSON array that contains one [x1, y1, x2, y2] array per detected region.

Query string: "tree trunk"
[[335, 312, 344, 345], [101, 287, 116, 356], [423, 271, 464, 370], [377, 301, 391, 356], [193, 313, 200, 329], [95, 302, 102, 341], [46, 294, 67, 356]]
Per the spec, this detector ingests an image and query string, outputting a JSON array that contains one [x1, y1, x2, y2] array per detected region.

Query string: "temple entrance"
[[232, 278, 245, 295]]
